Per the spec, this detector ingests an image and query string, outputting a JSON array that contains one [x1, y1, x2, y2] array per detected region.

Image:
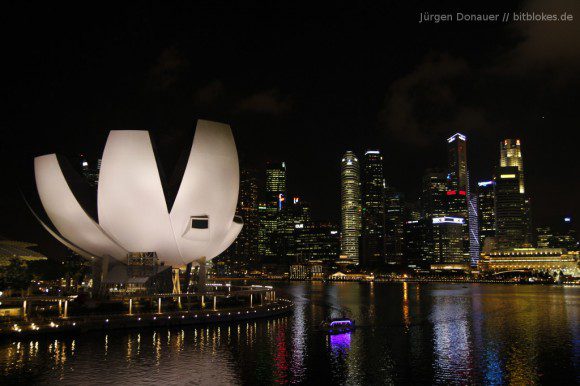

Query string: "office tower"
[[477, 180, 495, 248], [340, 151, 362, 264], [446, 133, 470, 263], [494, 166, 526, 248], [233, 169, 259, 269], [280, 197, 311, 262], [431, 217, 465, 263], [266, 161, 286, 208], [447, 133, 468, 193], [549, 217, 578, 250], [361, 150, 385, 268], [384, 186, 404, 266], [500, 139, 525, 194], [257, 202, 278, 258], [421, 170, 447, 218], [536, 226, 553, 248], [405, 201, 421, 222], [500, 139, 533, 243], [296, 221, 340, 264], [404, 218, 430, 270]]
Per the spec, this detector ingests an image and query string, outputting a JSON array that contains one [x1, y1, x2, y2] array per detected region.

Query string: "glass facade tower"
[[340, 151, 362, 263]]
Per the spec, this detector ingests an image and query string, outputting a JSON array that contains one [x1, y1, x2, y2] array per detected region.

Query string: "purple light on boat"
[[329, 320, 352, 327], [330, 332, 351, 351]]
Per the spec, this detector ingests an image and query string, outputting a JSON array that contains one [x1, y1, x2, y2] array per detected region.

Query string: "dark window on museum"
[[191, 217, 209, 229]]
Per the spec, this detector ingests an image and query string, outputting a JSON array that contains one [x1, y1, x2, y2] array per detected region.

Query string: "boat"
[[320, 318, 356, 334]]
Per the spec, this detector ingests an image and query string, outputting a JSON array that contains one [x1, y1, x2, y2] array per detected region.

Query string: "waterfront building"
[[340, 151, 362, 264], [494, 166, 526, 248], [403, 219, 430, 270], [295, 221, 339, 264], [548, 217, 578, 251], [361, 150, 385, 268], [30, 120, 244, 292], [431, 217, 465, 264], [289, 264, 309, 280], [384, 186, 405, 266], [479, 247, 579, 277]]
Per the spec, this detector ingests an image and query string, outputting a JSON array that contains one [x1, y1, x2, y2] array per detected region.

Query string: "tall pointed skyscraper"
[[446, 133, 470, 264], [340, 151, 362, 264], [361, 150, 385, 268]]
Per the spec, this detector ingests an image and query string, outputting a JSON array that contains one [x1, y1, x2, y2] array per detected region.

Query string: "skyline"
[[2, 1, 579, 258]]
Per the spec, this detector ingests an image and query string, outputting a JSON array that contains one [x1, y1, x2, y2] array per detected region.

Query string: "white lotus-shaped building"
[[33, 120, 243, 268]]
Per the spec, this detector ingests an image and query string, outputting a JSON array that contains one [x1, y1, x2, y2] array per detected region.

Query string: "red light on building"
[[447, 190, 456, 196], [459, 190, 466, 195]]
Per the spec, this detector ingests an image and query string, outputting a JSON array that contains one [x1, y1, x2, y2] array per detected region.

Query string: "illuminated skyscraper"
[[446, 133, 470, 263], [421, 169, 447, 218], [477, 180, 495, 248], [447, 133, 468, 193], [500, 139, 525, 194], [500, 139, 532, 244], [385, 186, 404, 266], [361, 150, 385, 268], [494, 166, 526, 248], [259, 162, 287, 260], [431, 217, 465, 264], [266, 161, 286, 208], [340, 151, 362, 263]]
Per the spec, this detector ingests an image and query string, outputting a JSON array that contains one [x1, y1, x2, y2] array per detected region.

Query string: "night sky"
[[2, 1, 579, 257]]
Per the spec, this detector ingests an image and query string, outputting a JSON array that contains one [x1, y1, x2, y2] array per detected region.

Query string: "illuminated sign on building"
[[478, 180, 493, 187], [295, 223, 304, 229], [432, 217, 465, 224], [278, 193, 285, 210], [500, 174, 516, 179], [365, 150, 380, 155], [293, 197, 300, 204], [564, 217, 571, 223]]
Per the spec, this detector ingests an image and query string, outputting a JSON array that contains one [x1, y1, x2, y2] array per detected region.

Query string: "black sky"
[[2, 1, 579, 257]]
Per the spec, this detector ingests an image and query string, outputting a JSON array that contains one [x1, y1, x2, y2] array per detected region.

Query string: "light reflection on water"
[[0, 283, 578, 385]]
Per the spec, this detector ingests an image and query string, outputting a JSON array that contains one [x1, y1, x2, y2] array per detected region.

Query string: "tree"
[[0, 258, 32, 295]]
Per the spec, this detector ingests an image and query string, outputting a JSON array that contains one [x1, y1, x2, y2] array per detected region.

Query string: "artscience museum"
[[30, 120, 243, 293]]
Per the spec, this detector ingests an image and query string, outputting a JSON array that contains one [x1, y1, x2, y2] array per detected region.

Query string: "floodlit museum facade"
[[32, 120, 243, 273]]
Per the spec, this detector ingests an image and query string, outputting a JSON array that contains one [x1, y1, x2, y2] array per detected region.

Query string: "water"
[[1, 283, 578, 385]]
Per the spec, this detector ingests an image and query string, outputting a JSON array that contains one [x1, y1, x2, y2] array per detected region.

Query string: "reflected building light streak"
[[274, 325, 289, 384], [432, 298, 474, 383], [403, 282, 410, 331]]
